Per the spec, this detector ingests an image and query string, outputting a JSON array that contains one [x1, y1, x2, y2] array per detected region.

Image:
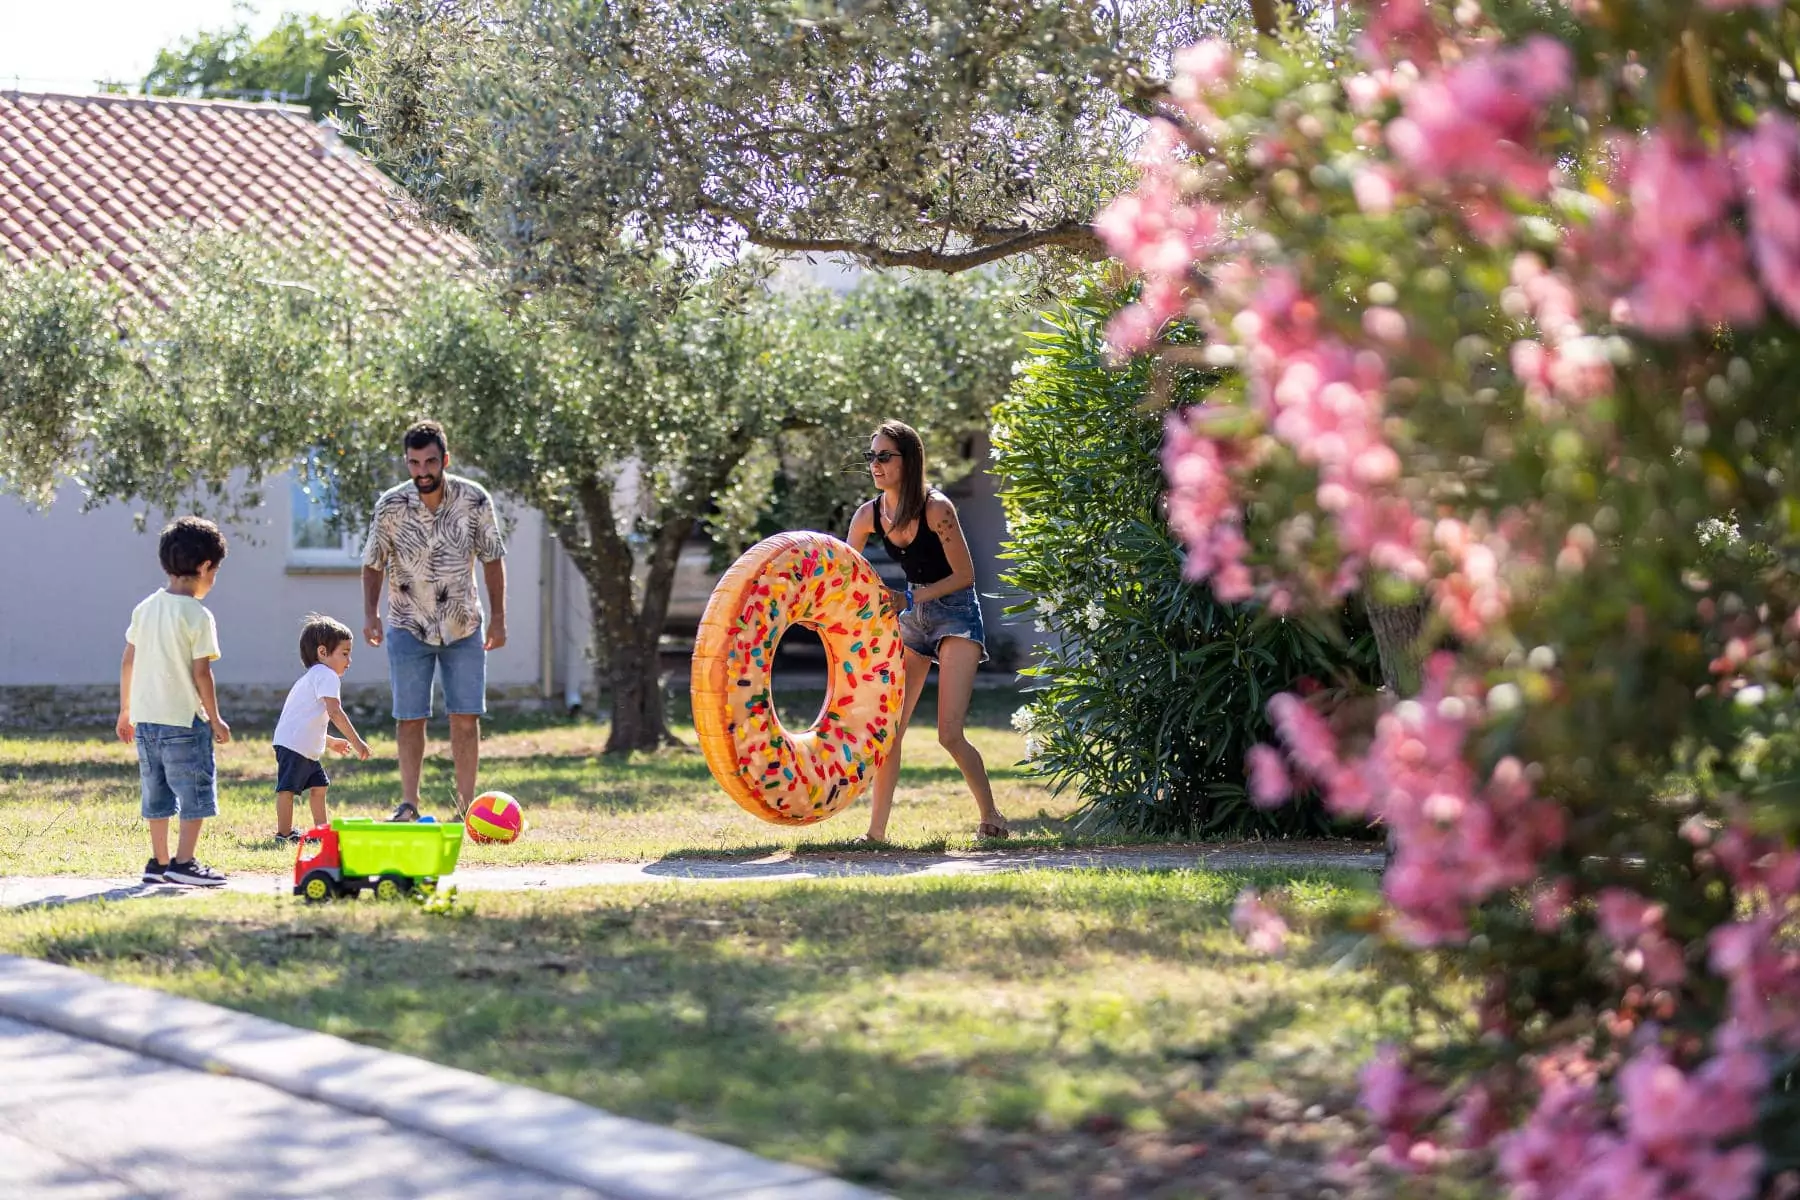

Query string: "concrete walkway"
[[0, 956, 874, 1200], [0, 844, 1382, 910]]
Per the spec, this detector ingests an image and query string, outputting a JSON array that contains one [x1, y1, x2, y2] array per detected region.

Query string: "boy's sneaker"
[[273, 830, 302, 846], [164, 859, 227, 888], [142, 858, 170, 884]]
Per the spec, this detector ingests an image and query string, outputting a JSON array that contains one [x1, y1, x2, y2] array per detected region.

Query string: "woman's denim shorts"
[[898, 585, 989, 664]]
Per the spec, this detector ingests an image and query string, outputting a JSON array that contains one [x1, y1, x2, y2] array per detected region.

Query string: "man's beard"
[[413, 474, 442, 494]]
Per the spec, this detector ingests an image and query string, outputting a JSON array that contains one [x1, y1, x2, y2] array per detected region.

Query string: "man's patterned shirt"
[[361, 474, 507, 645]]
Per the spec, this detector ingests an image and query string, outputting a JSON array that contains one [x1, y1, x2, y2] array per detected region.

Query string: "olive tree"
[[0, 235, 1019, 752], [343, 0, 1305, 288]]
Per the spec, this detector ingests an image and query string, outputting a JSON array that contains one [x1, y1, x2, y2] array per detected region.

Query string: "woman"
[[847, 420, 1010, 842]]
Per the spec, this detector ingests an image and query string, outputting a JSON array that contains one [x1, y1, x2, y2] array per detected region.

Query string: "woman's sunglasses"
[[863, 450, 901, 465]]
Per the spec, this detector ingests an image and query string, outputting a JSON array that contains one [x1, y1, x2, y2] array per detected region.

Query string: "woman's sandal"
[[976, 822, 1011, 840]]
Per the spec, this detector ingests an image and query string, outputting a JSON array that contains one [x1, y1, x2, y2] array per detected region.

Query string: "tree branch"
[[702, 199, 1105, 272]]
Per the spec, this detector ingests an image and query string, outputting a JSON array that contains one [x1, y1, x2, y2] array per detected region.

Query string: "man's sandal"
[[976, 822, 1011, 840], [388, 801, 421, 823]]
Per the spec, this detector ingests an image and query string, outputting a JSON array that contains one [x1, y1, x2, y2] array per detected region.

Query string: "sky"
[[0, 0, 350, 94]]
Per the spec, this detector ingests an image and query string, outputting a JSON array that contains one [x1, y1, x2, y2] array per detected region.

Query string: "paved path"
[[0, 957, 874, 1200], [0, 845, 1381, 909], [0, 1016, 597, 1200]]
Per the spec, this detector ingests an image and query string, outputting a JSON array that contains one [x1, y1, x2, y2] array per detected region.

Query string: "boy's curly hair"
[[159, 517, 228, 578], [299, 614, 354, 668]]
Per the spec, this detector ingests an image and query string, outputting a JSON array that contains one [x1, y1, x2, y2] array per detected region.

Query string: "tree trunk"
[[1365, 592, 1431, 698], [558, 459, 746, 755], [1364, 589, 1431, 870], [604, 621, 673, 754]]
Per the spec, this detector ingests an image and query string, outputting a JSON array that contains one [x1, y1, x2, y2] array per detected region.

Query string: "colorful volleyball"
[[691, 531, 906, 824], [465, 791, 524, 844]]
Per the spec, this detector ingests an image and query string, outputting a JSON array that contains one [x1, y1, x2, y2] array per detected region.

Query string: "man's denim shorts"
[[136, 718, 218, 820], [898, 585, 989, 665], [386, 625, 487, 720]]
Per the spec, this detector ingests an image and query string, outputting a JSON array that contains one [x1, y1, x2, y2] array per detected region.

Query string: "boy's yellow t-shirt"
[[126, 590, 222, 728]]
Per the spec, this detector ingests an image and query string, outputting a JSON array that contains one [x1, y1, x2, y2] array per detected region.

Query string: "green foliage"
[[0, 233, 1019, 750], [0, 265, 123, 505], [707, 270, 1027, 557], [994, 295, 1379, 836], [346, 0, 1265, 282], [140, 12, 368, 123]]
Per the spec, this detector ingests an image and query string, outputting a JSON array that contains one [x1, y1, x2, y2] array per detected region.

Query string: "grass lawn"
[[0, 685, 1141, 879], [0, 867, 1469, 1199]]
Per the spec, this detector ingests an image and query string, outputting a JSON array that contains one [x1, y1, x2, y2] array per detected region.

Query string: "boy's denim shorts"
[[137, 718, 218, 820], [386, 625, 487, 720], [898, 585, 989, 665]]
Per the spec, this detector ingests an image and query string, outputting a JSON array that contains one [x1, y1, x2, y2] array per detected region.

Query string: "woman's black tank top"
[[872, 492, 954, 586]]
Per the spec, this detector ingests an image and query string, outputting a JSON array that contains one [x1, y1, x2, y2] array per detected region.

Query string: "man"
[[362, 420, 507, 821]]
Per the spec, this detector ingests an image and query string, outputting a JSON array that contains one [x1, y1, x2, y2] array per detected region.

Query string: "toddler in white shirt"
[[272, 615, 371, 843]]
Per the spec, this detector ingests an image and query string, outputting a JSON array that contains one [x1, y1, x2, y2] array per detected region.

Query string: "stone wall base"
[[0, 684, 559, 732]]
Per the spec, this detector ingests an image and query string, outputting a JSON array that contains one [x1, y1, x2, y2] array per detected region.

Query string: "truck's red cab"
[[293, 825, 341, 896]]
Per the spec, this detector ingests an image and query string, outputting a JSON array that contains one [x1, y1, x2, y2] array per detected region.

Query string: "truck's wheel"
[[374, 875, 412, 902], [300, 871, 337, 903]]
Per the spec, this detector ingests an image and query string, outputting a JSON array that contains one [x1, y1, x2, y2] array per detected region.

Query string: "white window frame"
[[287, 455, 363, 569]]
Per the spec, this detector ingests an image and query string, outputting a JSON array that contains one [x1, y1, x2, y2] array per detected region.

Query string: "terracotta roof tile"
[[0, 91, 471, 298]]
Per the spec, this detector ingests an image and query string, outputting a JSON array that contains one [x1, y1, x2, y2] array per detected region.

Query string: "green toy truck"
[[293, 818, 464, 902]]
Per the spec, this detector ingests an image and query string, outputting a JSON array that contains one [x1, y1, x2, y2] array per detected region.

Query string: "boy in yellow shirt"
[[115, 517, 231, 887]]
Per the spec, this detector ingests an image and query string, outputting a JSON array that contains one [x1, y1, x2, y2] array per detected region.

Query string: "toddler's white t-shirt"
[[273, 663, 342, 761]]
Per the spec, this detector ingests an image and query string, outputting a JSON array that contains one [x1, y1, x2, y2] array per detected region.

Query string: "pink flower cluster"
[[1163, 408, 1254, 601], [1360, 1045, 1444, 1165], [1230, 888, 1291, 956], [1505, 253, 1614, 414], [1431, 515, 1516, 641], [1596, 889, 1686, 987], [1093, 149, 1221, 353], [1606, 132, 1763, 336], [1706, 828, 1800, 1049], [1264, 656, 1564, 943], [1385, 37, 1571, 198], [1736, 113, 1800, 324], [1499, 1044, 1766, 1200], [1357, 0, 1442, 69], [1236, 272, 1427, 590]]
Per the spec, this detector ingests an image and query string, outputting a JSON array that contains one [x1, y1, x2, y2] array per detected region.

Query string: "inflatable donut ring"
[[691, 532, 906, 824]]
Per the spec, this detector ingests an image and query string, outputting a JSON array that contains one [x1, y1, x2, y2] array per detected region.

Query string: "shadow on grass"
[[9, 872, 1380, 1198]]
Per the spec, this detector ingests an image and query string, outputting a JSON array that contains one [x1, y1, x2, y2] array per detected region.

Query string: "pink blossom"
[[1531, 878, 1575, 931], [1602, 131, 1765, 336], [1093, 173, 1221, 280], [1362, 305, 1408, 344], [1616, 1045, 1765, 1189], [1736, 113, 1800, 323], [1344, 72, 1395, 116], [1358, 0, 1441, 67], [1360, 1045, 1445, 1163], [1710, 916, 1800, 1048], [1231, 888, 1291, 956], [1171, 39, 1235, 97], [1323, 657, 1564, 944], [1245, 744, 1293, 808], [1386, 37, 1572, 197], [1353, 166, 1397, 215], [1596, 888, 1686, 987], [1266, 692, 1339, 778], [1497, 1068, 1604, 1196], [1162, 409, 1254, 597]]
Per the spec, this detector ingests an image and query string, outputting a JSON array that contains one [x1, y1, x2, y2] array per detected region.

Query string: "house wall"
[[0, 475, 550, 726]]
